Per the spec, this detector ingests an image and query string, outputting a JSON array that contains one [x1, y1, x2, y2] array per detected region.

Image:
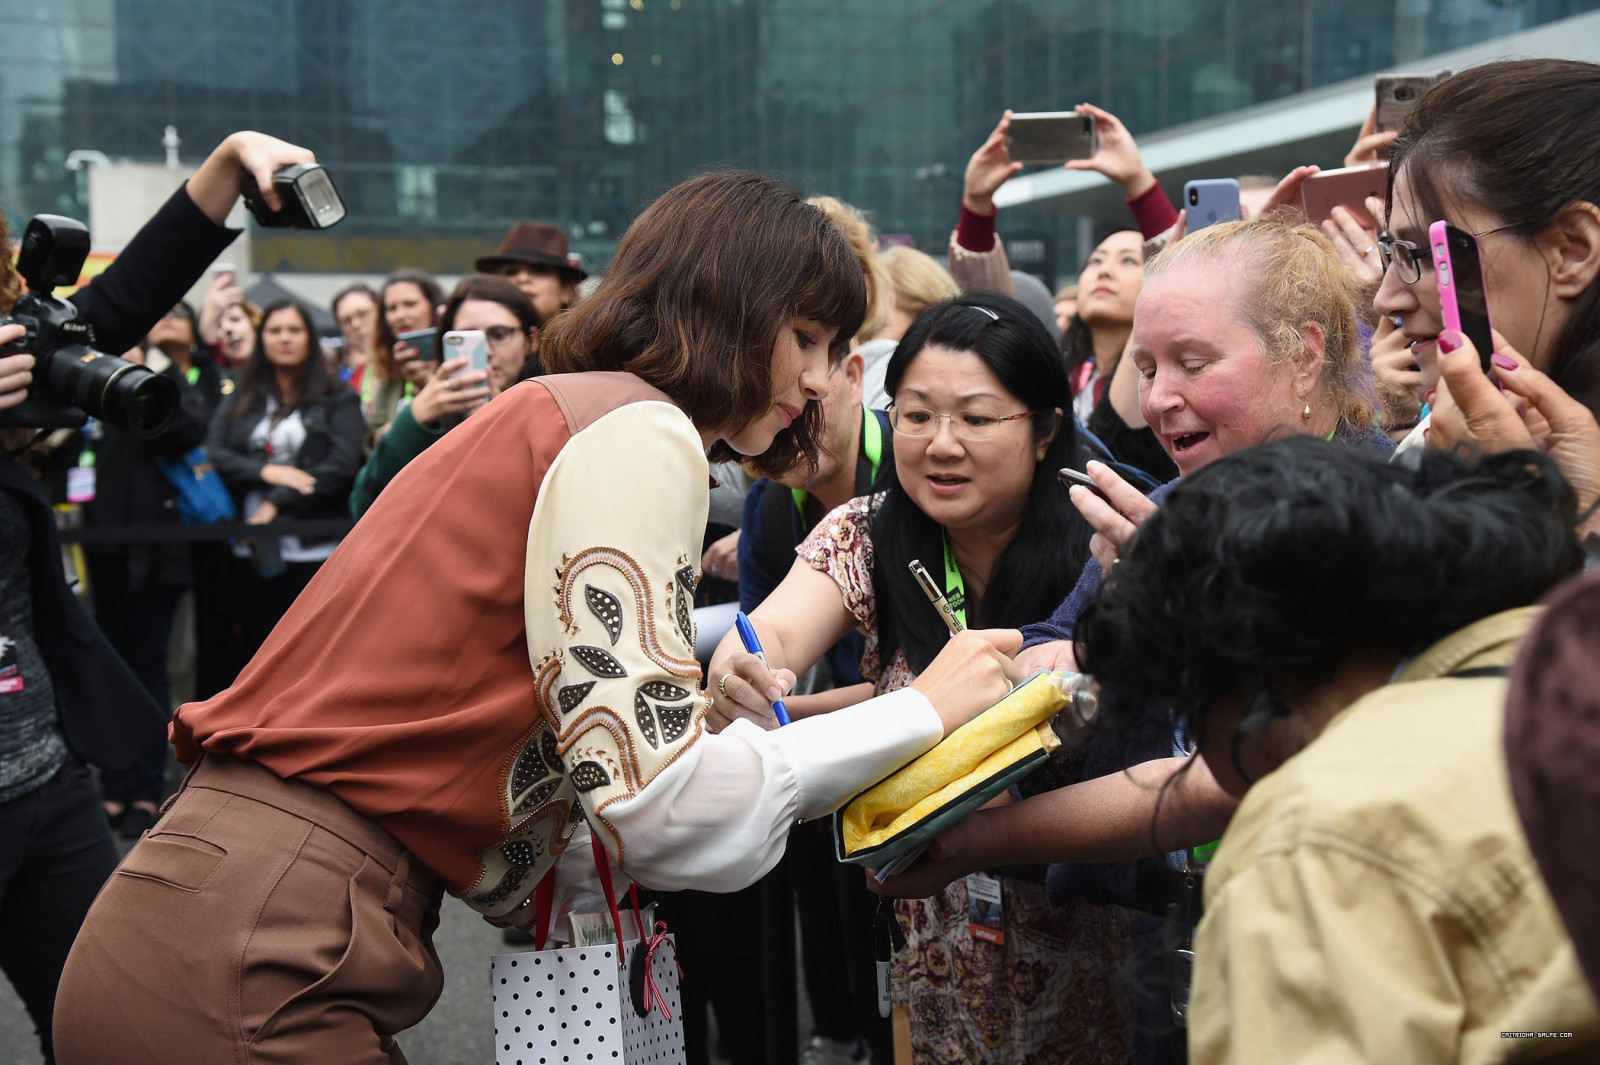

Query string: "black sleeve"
[[204, 392, 267, 487], [68, 185, 239, 356], [272, 390, 365, 515]]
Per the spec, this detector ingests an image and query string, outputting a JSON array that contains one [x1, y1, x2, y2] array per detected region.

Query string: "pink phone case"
[[1430, 220, 1464, 335], [1429, 219, 1494, 372]]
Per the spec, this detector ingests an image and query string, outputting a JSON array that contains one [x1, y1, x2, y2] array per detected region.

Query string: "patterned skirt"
[[892, 876, 1133, 1064]]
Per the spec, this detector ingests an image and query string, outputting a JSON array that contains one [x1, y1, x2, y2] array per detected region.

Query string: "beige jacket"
[[947, 230, 1014, 296], [1191, 607, 1600, 1064]]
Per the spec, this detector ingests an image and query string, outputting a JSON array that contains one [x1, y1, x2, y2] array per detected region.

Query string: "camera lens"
[[110, 371, 181, 434], [42, 347, 179, 436], [1189, 188, 1199, 206]]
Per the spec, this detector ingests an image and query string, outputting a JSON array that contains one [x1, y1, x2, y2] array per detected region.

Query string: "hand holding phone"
[[396, 327, 440, 364], [1057, 467, 1107, 499]]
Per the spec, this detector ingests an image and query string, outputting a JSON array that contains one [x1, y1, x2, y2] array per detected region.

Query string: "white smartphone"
[[443, 329, 489, 373], [212, 260, 237, 278]]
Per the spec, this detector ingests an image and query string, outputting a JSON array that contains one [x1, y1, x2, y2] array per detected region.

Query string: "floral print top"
[[797, 493, 915, 696]]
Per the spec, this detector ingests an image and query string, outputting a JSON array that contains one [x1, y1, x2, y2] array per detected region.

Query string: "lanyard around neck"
[[940, 529, 968, 630], [792, 405, 884, 516]]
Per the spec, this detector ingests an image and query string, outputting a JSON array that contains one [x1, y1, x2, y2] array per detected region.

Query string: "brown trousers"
[[53, 755, 446, 1064]]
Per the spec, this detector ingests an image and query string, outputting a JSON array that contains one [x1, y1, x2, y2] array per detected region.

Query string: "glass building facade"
[[3, 0, 1597, 281]]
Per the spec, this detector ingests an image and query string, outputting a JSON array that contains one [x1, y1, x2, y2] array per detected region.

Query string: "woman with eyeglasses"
[[348, 274, 542, 517], [707, 291, 1128, 1064], [1374, 60, 1600, 432]]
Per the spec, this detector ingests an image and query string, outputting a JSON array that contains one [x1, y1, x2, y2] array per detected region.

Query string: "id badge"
[[66, 466, 96, 504], [0, 622, 25, 693], [965, 872, 1004, 946]]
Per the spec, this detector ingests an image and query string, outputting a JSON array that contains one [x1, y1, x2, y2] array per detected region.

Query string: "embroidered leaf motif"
[[674, 588, 693, 647], [509, 741, 548, 797], [633, 693, 660, 749], [657, 702, 694, 744], [511, 778, 563, 818], [571, 761, 612, 792], [585, 585, 625, 646], [557, 682, 596, 715], [639, 681, 691, 701], [500, 839, 538, 868], [571, 646, 627, 679], [539, 730, 562, 771], [673, 564, 697, 646], [471, 864, 532, 906]]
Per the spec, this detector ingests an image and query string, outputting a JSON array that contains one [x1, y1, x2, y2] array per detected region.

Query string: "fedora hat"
[[475, 221, 587, 281]]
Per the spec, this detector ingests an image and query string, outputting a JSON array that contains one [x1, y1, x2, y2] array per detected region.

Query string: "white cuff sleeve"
[[602, 687, 941, 893]]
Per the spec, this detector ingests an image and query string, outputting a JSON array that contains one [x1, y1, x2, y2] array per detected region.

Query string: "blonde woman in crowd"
[[862, 245, 960, 408]]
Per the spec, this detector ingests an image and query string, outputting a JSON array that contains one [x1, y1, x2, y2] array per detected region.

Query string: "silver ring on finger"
[[1361, 245, 1375, 257]]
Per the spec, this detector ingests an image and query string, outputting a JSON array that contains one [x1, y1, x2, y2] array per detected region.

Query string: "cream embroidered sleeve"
[[521, 401, 941, 894]]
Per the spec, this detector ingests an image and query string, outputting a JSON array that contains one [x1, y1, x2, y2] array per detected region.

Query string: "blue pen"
[[733, 610, 791, 726]]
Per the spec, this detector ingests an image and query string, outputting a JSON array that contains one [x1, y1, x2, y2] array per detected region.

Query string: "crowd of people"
[[1, 55, 1599, 1065]]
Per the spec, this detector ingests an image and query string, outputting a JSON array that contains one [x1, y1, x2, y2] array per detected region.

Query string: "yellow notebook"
[[834, 671, 1089, 868]]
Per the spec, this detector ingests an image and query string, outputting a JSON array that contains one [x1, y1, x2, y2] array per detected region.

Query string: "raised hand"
[[963, 111, 1024, 216]]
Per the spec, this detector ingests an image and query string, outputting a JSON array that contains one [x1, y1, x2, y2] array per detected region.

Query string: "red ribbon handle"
[[637, 920, 676, 1022]]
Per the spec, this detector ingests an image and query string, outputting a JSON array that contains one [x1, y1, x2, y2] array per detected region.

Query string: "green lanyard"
[[792, 405, 884, 516], [940, 529, 968, 630], [185, 365, 201, 386]]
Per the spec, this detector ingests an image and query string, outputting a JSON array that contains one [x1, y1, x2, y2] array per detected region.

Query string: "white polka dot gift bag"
[[492, 833, 684, 1065]]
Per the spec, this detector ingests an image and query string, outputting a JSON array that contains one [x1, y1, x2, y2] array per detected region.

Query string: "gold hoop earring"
[[1302, 402, 1312, 420]]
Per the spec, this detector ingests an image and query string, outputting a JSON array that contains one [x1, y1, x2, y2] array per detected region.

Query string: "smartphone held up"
[[1374, 70, 1450, 134], [1005, 112, 1097, 165], [1183, 179, 1241, 231], [1300, 163, 1388, 229], [443, 329, 489, 374]]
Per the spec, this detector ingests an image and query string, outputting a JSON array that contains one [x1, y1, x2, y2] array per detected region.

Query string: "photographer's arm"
[[186, 132, 314, 225], [70, 132, 317, 356]]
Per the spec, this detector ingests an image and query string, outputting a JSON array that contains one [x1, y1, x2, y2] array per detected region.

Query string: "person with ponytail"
[[1075, 437, 1596, 1062]]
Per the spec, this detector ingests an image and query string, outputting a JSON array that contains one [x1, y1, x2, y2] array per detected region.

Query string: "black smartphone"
[[1057, 467, 1107, 499]]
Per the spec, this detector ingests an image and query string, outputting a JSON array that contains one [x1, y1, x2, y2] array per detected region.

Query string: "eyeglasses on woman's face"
[[483, 325, 525, 347], [887, 404, 1036, 442], [1377, 222, 1520, 285]]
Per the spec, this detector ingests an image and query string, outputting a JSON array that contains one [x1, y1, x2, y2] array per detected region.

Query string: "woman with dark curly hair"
[[1076, 437, 1596, 1063]]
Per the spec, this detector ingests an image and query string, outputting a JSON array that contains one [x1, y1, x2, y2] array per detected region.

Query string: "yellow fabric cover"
[[841, 671, 1070, 855]]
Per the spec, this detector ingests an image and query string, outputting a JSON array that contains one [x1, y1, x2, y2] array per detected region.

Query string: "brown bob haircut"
[[539, 171, 867, 473]]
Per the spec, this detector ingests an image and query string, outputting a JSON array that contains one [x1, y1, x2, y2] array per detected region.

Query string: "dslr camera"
[[0, 214, 178, 435]]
